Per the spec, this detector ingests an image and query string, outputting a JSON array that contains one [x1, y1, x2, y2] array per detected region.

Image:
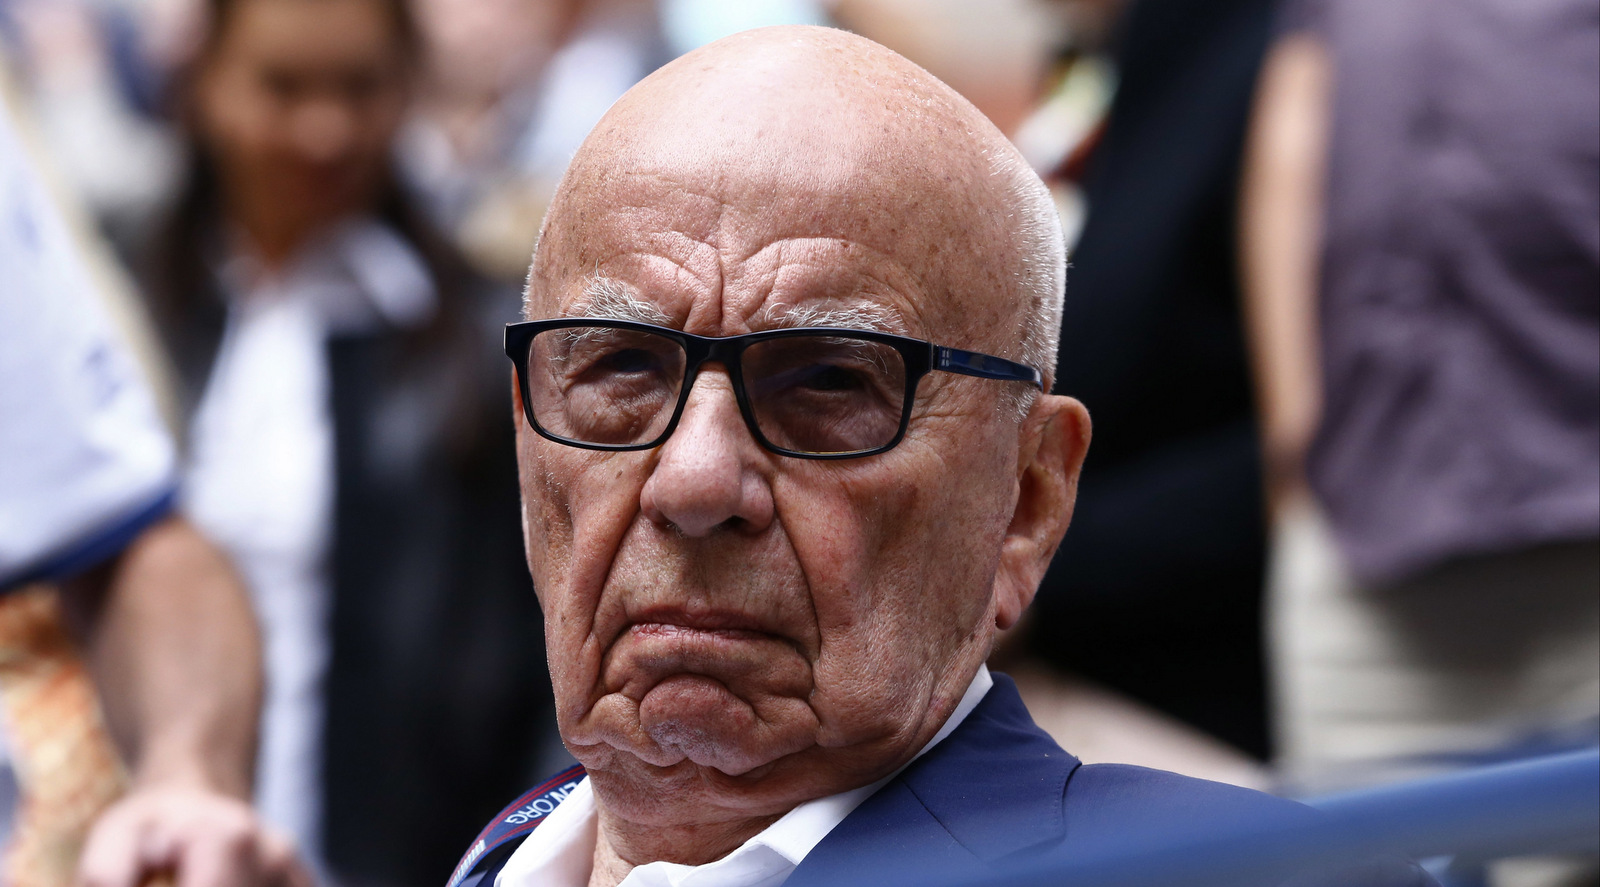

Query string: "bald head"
[[530, 26, 1064, 391]]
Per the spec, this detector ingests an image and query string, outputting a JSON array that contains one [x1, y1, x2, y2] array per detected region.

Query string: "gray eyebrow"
[[753, 302, 908, 336], [563, 277, 672, 325], [561, 277, 909, 338]]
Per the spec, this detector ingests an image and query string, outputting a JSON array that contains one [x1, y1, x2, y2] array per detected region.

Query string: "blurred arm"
[[1238, 32, 1333, 516], [59, 518, 307, 887], [58, 515, 260, 800]]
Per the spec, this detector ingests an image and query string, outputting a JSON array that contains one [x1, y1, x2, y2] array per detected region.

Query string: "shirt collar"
[[499, 665, 995, 887], [753, 663, 994, 868], [216, 218, 436, 334]]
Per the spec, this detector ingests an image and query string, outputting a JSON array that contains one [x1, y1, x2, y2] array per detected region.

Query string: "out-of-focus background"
[[0, 0, 1593, 886]]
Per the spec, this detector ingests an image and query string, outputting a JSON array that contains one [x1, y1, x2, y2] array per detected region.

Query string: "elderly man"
[[451, 26, 1432, 887]]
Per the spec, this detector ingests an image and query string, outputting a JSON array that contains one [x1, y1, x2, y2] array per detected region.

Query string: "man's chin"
[[638, 674, 819, 774], [569, 676, 820, 777], [571, 687, 919, 825]]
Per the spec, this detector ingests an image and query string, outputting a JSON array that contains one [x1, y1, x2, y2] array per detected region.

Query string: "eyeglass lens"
[[742, 336, 906, 454], [524, 327, 909, 455]]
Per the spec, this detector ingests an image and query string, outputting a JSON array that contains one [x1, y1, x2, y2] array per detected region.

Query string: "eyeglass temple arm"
[[934, 346, 1044, 389]]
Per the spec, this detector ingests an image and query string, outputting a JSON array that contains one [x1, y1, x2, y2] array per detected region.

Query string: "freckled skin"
[[512, 26, 1092, 878]]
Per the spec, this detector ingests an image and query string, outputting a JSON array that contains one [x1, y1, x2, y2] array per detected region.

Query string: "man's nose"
[[639, 367, 774, 537]]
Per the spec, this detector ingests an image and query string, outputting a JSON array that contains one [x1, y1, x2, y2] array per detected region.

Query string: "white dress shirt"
[[497, 665, 995, 887]]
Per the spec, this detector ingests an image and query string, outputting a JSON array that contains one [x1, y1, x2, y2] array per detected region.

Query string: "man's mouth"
[[605, 606, 800, 700], [629, 623, 772, 643], [625, 606, 779, 642], [580, 602, 819, 772]]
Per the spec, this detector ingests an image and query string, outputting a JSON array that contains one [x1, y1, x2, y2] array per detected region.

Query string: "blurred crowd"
[[0, 0, 1593, 886]]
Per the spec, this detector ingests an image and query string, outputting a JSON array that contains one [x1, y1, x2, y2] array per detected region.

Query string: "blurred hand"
[[76, 786, 312, 887]]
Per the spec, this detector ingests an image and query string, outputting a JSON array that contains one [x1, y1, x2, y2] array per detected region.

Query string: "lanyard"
[[446, 763, 588, 887]]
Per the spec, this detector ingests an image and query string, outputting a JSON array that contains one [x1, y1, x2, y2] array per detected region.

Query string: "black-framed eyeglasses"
[[504, 318, 1043, 460]]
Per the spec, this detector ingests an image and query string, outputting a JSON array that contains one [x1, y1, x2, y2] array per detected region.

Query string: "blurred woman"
[[130, 0, 553, 883]]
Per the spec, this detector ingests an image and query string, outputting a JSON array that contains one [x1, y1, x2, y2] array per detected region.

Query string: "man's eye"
[[596, 348, 662, 375], [798, 364, 866, 391]]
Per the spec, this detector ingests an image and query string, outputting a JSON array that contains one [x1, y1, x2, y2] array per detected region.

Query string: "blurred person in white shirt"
[[0, 68, 307, 887]]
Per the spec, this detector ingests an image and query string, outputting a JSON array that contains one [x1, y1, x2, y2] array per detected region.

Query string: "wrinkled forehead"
[[527, 36, 1020, 338]]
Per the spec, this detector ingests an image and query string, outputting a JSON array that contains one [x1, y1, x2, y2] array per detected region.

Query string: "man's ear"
[[993, 394, 1091, 630], [509, 370, 545, 601]]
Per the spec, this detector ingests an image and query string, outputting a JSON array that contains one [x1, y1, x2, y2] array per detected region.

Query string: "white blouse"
[[182, 219, 433, 869]]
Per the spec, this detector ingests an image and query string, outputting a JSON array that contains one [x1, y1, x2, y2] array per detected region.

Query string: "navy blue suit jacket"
[[458, 674, 1432, 886]]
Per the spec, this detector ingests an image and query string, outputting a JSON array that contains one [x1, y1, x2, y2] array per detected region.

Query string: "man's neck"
[[588, 807, 784, 887], [588, 828, 631, 887]]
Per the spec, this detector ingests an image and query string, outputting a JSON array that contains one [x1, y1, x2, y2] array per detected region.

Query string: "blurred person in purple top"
[[1241, 0, 1599, 830]]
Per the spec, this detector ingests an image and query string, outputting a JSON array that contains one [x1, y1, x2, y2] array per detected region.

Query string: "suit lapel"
[[781, 778, 979, 887], [786, 674, 1079, 886]]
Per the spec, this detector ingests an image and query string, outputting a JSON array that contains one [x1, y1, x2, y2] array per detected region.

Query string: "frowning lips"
[[631, 605, 777, 636], [603, 606, 810, 701]]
